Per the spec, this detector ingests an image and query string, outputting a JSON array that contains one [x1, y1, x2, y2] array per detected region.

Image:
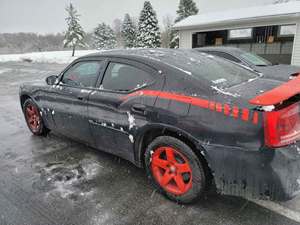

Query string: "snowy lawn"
[[0, 50, 100, 64]]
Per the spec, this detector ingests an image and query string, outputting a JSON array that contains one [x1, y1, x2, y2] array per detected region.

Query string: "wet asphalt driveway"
[[0, 61, 300, 225]]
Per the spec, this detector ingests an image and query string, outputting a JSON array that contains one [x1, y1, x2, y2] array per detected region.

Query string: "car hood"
[[254, 64, 300, 82]]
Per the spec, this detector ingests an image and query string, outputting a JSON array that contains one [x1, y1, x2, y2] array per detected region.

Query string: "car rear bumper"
[[204, 143, 300, 201]]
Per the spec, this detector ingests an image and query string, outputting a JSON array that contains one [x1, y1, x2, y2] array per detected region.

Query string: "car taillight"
[[264, 102, 300, 148]]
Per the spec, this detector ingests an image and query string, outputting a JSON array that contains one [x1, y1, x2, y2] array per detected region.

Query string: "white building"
[[173, 2, 300, 65]]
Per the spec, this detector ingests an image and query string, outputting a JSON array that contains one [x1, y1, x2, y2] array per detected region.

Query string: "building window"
[[228, 28, 253, 39], [279, 24, 296, 36]]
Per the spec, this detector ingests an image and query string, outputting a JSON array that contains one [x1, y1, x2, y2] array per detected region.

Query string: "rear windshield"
[[148, 49, 258, 88], [240, 52, 272, 66]]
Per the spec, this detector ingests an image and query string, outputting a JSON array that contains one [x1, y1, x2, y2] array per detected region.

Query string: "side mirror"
[[46, 75, 58, 85]]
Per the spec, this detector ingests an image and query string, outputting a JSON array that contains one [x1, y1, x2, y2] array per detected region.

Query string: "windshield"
[[240, 52, 272, 66]]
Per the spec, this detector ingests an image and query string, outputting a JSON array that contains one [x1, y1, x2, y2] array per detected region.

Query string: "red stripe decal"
[[223, 104, 231, 115], [241, 108, 249, 121], [231, 106, 239, 118], [123, 90, 258, 125], [209, 101, 216, 111], [190, 98, 209, 108], [216, 103, 223, 112], [253, 112, 259, 124]]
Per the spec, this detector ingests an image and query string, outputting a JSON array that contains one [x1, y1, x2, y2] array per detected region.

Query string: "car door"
[[88, 59, 160, 162], [50, 60, 105, 144]]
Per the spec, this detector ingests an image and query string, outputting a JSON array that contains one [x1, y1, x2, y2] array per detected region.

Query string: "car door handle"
[[131, 104, 147, 115]]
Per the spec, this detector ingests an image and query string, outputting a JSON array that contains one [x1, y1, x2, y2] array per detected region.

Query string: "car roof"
[[196, 46, 245, 56], [81, 48, 194, 62], [79, 48, 214, 74]]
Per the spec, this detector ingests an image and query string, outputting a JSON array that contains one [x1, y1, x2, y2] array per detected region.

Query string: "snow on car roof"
[[173, 1, 300, 30]]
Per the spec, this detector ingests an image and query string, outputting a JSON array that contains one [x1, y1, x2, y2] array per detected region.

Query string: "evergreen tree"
[[121, 14, 137, 48], [63, 3, 86, 56], [113, 18, 124, 48], [93, 23, 117, 50], [170, 0, 199, 48], [137, 1, 161, 48], [175, 0, 199, 23]]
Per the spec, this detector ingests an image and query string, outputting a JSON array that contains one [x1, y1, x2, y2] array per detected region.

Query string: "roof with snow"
[[173, 2, 300, 30]]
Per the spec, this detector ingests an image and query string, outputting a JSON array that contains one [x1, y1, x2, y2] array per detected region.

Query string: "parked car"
[[196, 46, 300, 81], [20, 49, 300, 203]]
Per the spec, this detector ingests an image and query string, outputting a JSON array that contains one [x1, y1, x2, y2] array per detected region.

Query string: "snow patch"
[[0, 50, 100, 64], [248, 77, 258, 82], [211, 86, 240, 97], [261, 105, 275, 112], [206, 55, 215, 59], [127, 112, 136, 130], [0, 68, 11, 74], [80, 89, 91, 94], [212, 78, 227, 84], [295, 145, 300, 155], [129, 135, 134, 143]]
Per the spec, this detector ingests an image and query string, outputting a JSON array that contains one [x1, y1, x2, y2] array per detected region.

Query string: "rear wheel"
[[23, 99, 49, 136], [145, 136, 206, 204]]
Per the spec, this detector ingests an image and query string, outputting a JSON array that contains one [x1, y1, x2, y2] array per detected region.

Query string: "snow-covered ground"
[[0, 50, 100, 64]]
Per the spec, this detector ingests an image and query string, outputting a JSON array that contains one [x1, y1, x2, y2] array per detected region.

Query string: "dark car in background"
[[196, 46, 300, 81], [19, 49, 300, 203]]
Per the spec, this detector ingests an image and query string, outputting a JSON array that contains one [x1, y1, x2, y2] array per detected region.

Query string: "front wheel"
[[144, 136, 206, 204], [23, 98, 49, 136]]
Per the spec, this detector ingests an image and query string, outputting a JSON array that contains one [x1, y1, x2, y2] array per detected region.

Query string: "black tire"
[[23, 98, 49, 136], [144, 136, 206, 204]]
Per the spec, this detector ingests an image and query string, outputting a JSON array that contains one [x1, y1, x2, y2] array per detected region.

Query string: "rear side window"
[[62, 61, 103, 88], [147, 49, 258, 88], [102, 62, 153, 91]]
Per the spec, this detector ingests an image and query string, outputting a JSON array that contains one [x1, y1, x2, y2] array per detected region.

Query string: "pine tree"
[[137, 1, 161, 48], [121, 14, 137, 48], [63, 3, 86, 56], [175, 0, 199, 23], [113, 18, 125, 48], [93, 23, 117, 50], [170, 0, 199, 48]]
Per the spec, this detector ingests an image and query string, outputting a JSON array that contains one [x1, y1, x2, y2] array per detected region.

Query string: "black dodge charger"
[[19, 49, 300, 203]]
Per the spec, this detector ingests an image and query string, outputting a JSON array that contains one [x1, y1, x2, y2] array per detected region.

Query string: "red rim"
[[25, 104, 41, 132], [151, 146, 193, 195]]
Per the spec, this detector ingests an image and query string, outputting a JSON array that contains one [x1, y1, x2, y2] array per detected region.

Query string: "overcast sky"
[[0, 0, 274, 34]]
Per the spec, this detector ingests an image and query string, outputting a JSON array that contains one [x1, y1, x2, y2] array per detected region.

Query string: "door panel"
[[88, 91, 134, 160], [88, 59, 162, 162], [44, 60, 105, 144], [51, 85, 93, 143]]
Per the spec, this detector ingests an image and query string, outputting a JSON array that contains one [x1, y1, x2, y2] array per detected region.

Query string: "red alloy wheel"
[[25, 104, 41, 132], [151, 146, 193, 195]]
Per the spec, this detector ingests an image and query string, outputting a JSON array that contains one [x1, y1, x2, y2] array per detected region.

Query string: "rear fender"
[[133, 123, 208, 167]]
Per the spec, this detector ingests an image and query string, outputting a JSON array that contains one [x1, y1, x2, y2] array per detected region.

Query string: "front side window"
[[62, 61, 103, 88], [102, 62, 153, 91]]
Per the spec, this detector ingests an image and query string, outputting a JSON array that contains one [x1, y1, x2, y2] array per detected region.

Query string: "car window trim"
[[58, 59, 105, 89], [96, 58, 159, 95]]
